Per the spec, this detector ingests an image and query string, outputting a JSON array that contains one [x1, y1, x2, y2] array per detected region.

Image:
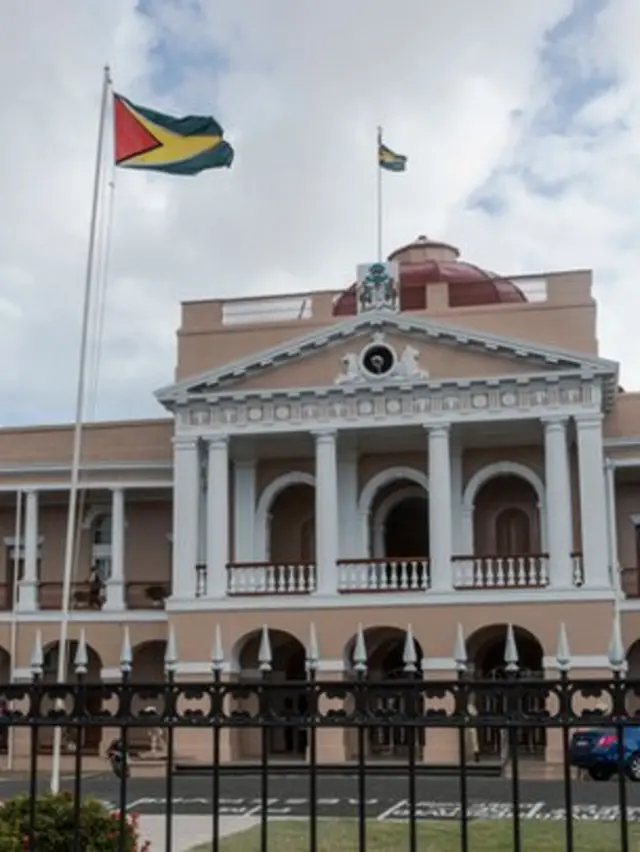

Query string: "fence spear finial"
[[403, 624, 418, 673], [74, 629, 88, 675], [555, 623, 571, 673], [165, 625, 178, 674], [608, 613, 626, 673], [504, 624, 519, 672], [211, 625, 224, 674], [258, 625, 272, 672], [120, 626, 132, 674], [353, 623, 368, 673], [453, 623, 467, 672], [306, 623, 320, 672], [30, 629, 43, 677]]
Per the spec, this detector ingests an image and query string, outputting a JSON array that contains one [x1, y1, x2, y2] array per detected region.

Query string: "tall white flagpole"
[[376, 126, 383, 262], [50, 64, 112, 795], [6, 489, 22, 771]]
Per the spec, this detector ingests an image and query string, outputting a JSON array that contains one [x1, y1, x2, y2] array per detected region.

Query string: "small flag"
[[113, 94, 234, 175], [378, 142, 407, 173]]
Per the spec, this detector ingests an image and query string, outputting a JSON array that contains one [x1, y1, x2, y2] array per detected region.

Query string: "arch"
[[462, 462, 545, 513], [342, 626, 424, 759], [466, 623, 546, 759], [372, 484, 425, 532], [232, 628, 308, 759], [342, 625, 423, 672], [462, 462, 546, 554], [359, 467, 429, 517], [41, 640, 103, 754], [359, 467, 429, 557], [255, 472, 315, 560]]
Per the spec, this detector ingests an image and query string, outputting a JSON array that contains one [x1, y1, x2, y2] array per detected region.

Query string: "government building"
[[0, 234, 639, 766]]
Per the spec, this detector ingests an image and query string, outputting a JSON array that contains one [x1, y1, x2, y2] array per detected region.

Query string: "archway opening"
[[269, 484, 315, 564], [344, 626, 424, 759], [41, 640, 103, 754], [130, 640, 169, 755], [384, 496, 428, 558], [468, 624, 545, 760], [473, 476, 541, 556], [237, 629, 307, 758]]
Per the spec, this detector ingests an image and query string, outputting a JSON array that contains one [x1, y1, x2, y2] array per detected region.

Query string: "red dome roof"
[[333, 236, 526, 316]]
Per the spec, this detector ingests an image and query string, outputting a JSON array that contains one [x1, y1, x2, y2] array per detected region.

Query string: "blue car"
[[569, 727, 640, 781]]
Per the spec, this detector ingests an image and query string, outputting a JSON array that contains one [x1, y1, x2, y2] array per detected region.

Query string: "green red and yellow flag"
[[113, 93, 234, 175]]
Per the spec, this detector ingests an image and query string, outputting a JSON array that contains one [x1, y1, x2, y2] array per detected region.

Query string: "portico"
[[168, 407, 611, 605]]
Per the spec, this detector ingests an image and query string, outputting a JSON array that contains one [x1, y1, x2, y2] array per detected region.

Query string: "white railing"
[[452, 555, 549, 589], [227, 562, 315, 595], [337, 559, 430, 593], [221, 296, 313, 326]]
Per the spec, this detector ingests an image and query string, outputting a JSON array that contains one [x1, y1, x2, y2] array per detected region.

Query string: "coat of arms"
[[356, 262, 399, 313]]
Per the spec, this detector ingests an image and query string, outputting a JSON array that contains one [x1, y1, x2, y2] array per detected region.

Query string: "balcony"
[[37, 580, 171, 611], [224, 554, 585, 597], [226, 562, 315, 595]]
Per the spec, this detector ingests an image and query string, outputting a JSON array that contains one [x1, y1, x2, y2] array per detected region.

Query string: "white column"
[[17, 490, 38, 611], [206, 434, 230, 597], [576, 413, 610, 589], [104, 487, 125, 610], [233, 458, 256, 563], [605, 459, 620, 592], [427, 424, 453, 592], [337, 452, 360, 559], [542, 417, 574, 588], [172, 437, 200, 600], [314, 429, 339, 596]]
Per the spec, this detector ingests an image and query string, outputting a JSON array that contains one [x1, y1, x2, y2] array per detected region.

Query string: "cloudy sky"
[[1, 0, 638, 425]]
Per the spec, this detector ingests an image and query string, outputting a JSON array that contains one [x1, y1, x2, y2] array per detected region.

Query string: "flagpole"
[[6, 489, 22, 771], [376, 126, 383, 261], [50, 63, 112, 795]]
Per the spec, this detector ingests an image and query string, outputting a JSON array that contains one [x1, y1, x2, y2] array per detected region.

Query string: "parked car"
[[569, 728, 640, 781]]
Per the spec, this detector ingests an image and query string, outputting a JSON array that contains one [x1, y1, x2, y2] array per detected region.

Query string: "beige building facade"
[[1, 235, 640, 765]]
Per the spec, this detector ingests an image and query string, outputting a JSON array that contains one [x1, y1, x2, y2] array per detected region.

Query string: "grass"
[[191, 818, 640, 851]]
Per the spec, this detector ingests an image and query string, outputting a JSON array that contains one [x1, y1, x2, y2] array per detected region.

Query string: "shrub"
[[0, 792, 150, 851]]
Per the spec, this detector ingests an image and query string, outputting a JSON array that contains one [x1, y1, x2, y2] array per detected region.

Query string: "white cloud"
[[4, 0, 639, 424]]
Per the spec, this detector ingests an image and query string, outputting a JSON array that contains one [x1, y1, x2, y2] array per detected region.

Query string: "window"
[[495, 508, 531, 555]]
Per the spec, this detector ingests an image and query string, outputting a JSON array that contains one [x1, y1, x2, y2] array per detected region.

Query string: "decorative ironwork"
[[2, 618, 638, 852]]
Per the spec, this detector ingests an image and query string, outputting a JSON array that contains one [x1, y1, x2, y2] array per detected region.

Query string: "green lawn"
[[193, 820, 640, 852], [192, 818, 640, 851]]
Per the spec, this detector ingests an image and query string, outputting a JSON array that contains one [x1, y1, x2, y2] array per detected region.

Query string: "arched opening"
[[41, 640, 103, 754], [467, 624, 545, 760], [236, 629, 307, 759], [473, 476, 540, 555], [130, 640, 168, 756], [369, 479, 429, 589], [344, 626, 424, 759], [384, 496, 428, 558], [268, 484, 315, 565]]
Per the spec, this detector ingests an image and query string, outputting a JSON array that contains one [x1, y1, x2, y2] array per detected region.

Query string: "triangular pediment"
[[155, 312, 618, 405]]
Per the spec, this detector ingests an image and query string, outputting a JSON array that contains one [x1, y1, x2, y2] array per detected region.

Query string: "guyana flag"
[[113, 93, 234, 175]]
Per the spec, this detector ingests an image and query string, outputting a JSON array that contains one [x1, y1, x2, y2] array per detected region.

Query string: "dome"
[[333, 235, 526, 316]]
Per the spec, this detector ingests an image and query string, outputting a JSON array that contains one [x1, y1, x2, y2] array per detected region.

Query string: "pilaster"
[[171, 437, 200, 600]]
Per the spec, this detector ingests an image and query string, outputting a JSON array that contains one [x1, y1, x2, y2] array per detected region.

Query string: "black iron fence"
[[0, 621, 638, 851]]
